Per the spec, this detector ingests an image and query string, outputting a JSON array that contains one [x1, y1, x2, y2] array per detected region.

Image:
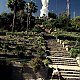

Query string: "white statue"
[[40, 0, 49, 17]]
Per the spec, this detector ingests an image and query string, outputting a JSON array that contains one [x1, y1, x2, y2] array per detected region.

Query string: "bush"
[[57, 34, 80, 41], [30, 57, 45, 72], [43, 59, 50, 66], [70, 48, 80, 58], [32, 26, 43, 33]]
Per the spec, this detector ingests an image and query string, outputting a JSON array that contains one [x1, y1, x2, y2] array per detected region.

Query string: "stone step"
[[48, 44, 63, 46], [49, 64, 80, 71], [48, 56, 78, 65], [51, 65, 80, 79], [51, 54, 69, 56], [51, 58, 77, 62], [47, 56, 76, 60], [46, 39, 80, 79], [49, 51, 66, 53], [63, 76, 80, 79], [52, 63, 66, 65], [60, 70, 80, 74], [48, 45, 62, 47], [50, 52, 69, 55], [48, 46, 63, 48], [52, 63, 77, 66], [51, 55, 70, 58], [50, 50, 66, 52], [50, 53, 69, 55], [61, 73, 80, 77], [52, 60, 77, 64], [68, 63, 77, 66]]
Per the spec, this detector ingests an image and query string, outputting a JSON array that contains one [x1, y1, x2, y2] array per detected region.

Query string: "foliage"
[[43, 59, 50, 66], [7, 0, 26, 32], [52, 30, 80, 41], [7, 0, 26, 11], [36, 47, 45, 56], [6, 0, 37, 32], [42, 19, 55, 29], [32, 26, 43, 33], [54, 12, 71, 29], [0, 59, 10, 65], [0, 12, 13, 31], [48, 12, 57, 19], [26, 1, 38, 15], [72, 16, 80, 27], [35, 19, 45, 25], [0, 1, 37, 31], [70, 16, 80, 32], [70, 48, 80, 58], [30, 57, 45, 72]]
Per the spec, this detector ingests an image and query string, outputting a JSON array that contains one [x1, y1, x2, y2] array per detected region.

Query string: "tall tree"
[[54, 12, 71, 29], [26, 1, 37, 16], [7, 0, 26, 32], [26, 1, 37, 31], [0, 12, 13, 31]]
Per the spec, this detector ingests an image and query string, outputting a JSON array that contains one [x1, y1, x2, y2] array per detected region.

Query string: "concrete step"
[[48, 56, 78, 66], [46, 39, 80, 79], [52, 60, 77, 64], [49, 51, 66, 53], [51, 58, 77, 63], [47, 56, 76, 60], [51, 54, 69, 57], [48, 45, 62, 47], [60, 70, 80, 74], [49, 64, 80, 79], [52, 63, 77, 66], [63, 76, 80, 79], [61, 73, 80, 77], [52, 63, 66, 65], [49, 64, 80, 71]]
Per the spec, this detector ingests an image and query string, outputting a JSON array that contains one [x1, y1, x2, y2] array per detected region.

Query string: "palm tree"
[[26, 1, 37, 16], [7, 0, 26, 32], [26, 0, 37, 32]]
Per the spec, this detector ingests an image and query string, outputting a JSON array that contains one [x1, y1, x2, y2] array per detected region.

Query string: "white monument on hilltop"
[[40, 0, 49, 17]]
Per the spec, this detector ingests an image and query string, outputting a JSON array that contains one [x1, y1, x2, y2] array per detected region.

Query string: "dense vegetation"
[[0, 0, 80, 79]]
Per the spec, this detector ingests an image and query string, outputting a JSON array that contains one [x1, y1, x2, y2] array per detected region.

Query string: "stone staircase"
[[46, 39, 70, 57], [46, 39, 80, 80], [48, 56, 78, 66]]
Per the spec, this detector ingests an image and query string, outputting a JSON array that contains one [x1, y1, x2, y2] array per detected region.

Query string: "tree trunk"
[[12, 0, 17, 32]]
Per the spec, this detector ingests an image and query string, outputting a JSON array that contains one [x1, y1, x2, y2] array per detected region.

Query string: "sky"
[[0, 0, 80, 17]]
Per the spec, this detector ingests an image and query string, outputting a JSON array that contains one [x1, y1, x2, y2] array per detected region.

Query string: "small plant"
[[43, 59, 50, 66], [32, 26, 43, 33], [30, 57, 44, 72], [70, 48, 80, 58]]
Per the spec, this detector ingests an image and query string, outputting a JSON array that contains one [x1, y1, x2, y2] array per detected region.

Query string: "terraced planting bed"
[[0, 32, 51, 80], [0, 32, 46, 56], [0, 32, 49, 65]]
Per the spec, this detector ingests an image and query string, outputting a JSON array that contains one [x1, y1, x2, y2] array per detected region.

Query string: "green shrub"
[[30, 57, 44, 72], [70, 48, 80, 58], [32, 26, 43, 33], [43, 59, 50, 66], [57, 34, 80, 41]]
